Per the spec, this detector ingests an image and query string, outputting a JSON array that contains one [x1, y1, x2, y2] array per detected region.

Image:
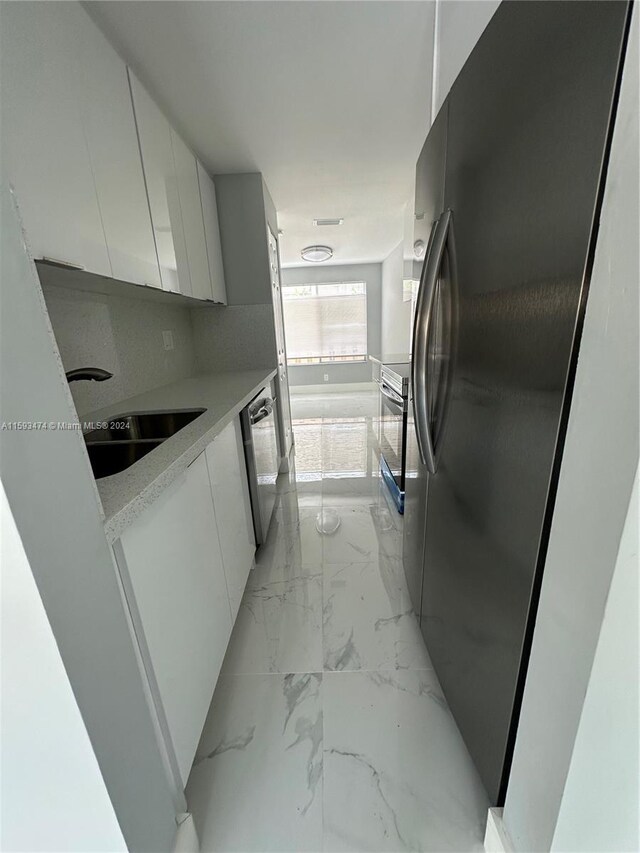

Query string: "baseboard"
[[173, 813, 199, 853], [484, 808, 514, 853], [290, 382, 375, 394]]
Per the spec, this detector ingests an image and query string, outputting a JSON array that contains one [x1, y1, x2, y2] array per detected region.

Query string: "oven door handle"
[[379, 381, 404, 407], [250, 398, 274, 425]]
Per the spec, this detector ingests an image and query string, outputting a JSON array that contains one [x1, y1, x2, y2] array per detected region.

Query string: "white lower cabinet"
[[205, 420, 255, 621], [117, 452, 232, 787], [115, 418, 256, 791]]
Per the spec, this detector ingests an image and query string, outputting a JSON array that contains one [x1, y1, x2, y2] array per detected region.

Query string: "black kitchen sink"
[[84, 408, 206, 443], [84, 408, 206, 478], [86, 439, 164, 479]]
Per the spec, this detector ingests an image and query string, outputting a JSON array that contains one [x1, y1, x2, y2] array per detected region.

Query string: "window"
[[282, 281, 367, 365], [292, 418, 371, 481]]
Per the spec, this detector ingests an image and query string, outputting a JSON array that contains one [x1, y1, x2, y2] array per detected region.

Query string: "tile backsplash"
[[191, 303, 277, 373], [42, 284, 196, 417]]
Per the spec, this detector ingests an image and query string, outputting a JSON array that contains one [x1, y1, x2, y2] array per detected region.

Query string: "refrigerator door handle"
[[411, 219, 438, 467], [412, 209, 454, 474]]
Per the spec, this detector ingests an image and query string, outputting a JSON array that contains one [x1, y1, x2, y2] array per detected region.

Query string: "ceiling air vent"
[[313, 218, 344, 227]]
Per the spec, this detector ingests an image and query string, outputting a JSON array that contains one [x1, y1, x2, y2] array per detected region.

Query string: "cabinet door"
[[0, 2, 111, 275], [170, 131, 211, 301], [128, 72, 191, 296], [118, 454, 232, 787], [197, 161, 227, 304], [205, 420, 255, 621], [268, 228, 293, 457], [76, 13, 160, 288]]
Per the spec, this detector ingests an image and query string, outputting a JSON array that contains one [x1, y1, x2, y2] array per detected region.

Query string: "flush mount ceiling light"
[[313, 218, 344, 227], [301, 245, 333, 263]]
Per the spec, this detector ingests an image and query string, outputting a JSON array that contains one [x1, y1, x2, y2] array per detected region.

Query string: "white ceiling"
[[87, 1, 436, 267]]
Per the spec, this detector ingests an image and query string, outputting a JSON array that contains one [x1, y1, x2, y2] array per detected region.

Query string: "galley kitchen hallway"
[[186, 389, 489, 852]]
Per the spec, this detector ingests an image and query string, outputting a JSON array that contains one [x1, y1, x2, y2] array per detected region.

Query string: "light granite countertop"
[[84, 368, 276, 543]]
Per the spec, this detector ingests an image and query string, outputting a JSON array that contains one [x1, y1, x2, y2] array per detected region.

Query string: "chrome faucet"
[[65, 367, 113, 383]]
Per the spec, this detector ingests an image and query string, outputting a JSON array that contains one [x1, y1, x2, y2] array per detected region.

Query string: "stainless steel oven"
[[377, 363, 410, 513]]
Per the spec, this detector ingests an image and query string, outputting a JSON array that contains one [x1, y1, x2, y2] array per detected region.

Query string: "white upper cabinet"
[[0, 2, 111, 275], [75, 13, 161, 288], [197, 162, 228, 304], [170, 131, 212, 301], [128, 73, 192, 296], [1, 3, 226, 302]]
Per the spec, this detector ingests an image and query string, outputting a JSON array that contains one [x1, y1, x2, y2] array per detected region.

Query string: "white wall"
[[380, 241, 412, 355], [214, 172, 274, 307], [0, 183, 178, 851], [551, 469, 639, 853], [0, 483, 127, 852], [431, 0, 500, 120], [503, 11, 639, 850]]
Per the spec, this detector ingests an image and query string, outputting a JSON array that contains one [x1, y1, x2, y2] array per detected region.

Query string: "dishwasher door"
[[241, 388, 279, 545]]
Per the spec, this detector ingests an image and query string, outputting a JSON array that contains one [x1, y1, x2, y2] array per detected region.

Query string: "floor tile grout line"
[[220, 666, 437, 677]]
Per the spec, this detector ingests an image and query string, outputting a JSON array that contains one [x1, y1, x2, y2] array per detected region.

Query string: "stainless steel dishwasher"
[[240, 386, 279, 545]]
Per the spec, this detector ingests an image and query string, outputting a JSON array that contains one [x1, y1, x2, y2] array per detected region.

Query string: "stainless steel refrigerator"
[[403, 0, 631, 805]]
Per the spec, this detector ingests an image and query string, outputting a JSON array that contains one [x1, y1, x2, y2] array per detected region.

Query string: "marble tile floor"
[[186, 390, 489, 852]]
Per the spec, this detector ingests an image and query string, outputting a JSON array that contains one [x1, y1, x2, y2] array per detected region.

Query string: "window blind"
[[282, 282, 367, 364]]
